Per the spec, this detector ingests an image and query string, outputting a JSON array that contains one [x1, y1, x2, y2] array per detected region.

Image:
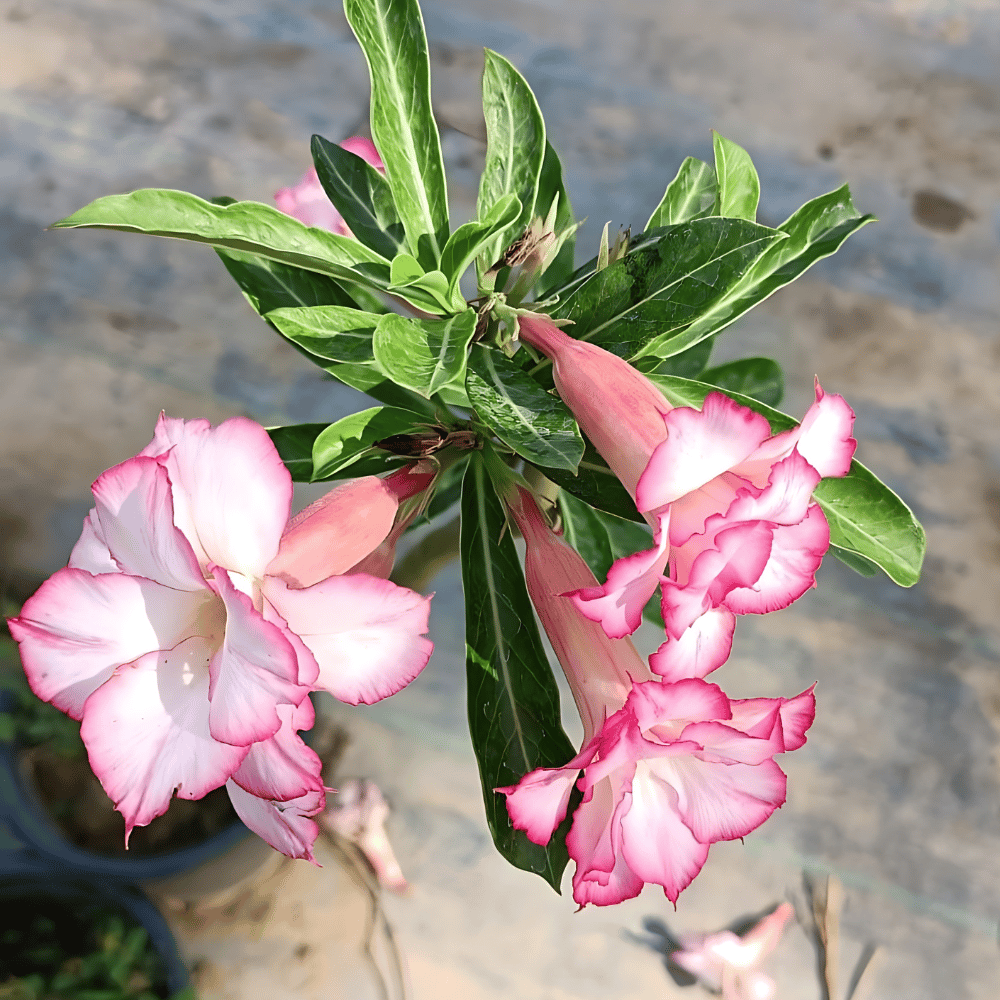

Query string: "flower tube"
[[498, 485, 814, 906], [8, 414, 434, 860]]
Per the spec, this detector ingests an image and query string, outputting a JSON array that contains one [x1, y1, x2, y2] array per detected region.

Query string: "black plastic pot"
[[0, 856, 190, 995]]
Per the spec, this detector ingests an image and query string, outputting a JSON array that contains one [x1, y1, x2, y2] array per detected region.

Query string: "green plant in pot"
[[0, 876, 195, 999]]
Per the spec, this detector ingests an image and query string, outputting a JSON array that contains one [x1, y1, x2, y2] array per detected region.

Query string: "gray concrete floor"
[[2, 0, 1000, 997]]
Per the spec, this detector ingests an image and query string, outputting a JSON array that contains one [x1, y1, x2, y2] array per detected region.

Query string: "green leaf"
[[215, 248, 365, 315], [701, 357, 784, 406], [643, 184, 876, 360], [441, 193, 521, 293], [533, 141, 577, 298], [311, 133, 407, 260], [477, 50, 547, 275], [268, 423, 328, 481], [636, 336, 714, 379], [461, 451, 576, 891], [557, 490, 614, 582], [814, 466, 925, 588], [266, 305, 381, 364], [712, 132, 760, 220], [533, 441, 643, 523], [640, 373, 926, 586], [344, 0, 449, 266], [52, 189, 393, 291], [645, 156, 717, 229], [372, 310, 477, 397], [387, 253, 461, 313], [548, 218, 784, 361], [466, 344, 584, 472], [829, 543, 880, 578], [311, 405, 430, 480]]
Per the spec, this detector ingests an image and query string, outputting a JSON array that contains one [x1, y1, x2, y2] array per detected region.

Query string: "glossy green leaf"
[[311, 133, 406, 260], [311, 405, 430, 480], [373, 310, 477, 397], [557, 490, 614, 582], [477, 49, 547, 275], [52, 189, 393, 290], [461, 451, 576, 891], [641, 185, 876, 360], [215, 248, 364, 316], [642, 373, 925, 586], [267, 423, 329, 481], [387, 253, 461, 313], [701, 357, 784, 406], [645, 156, 717, 229], [712, 132, 760, 220], [533, 442, 643, 523], [441, 193, 521, 293], [813, 465, 925, 587], [266, 305, 381, 364], [344, 0, 449, 266], [828, 543, 880, 578], [533, 141, 577, 298], [547, 218, 784, 361], [466, 344, 584, 472], [635, 336, 714, 379]]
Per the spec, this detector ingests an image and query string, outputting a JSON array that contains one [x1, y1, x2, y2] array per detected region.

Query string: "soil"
[[21, 745, 239, 858]]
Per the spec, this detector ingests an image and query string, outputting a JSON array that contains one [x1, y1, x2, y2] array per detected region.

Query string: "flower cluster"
[[497, 316, 854, 906], [8, 415, 434, 862]]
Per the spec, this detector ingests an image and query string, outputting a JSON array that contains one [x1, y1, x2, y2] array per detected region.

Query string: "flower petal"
[[9, 569, 209, 719], [620, 762, 711, 903], [91, 456, 207, 591], [498, 741, 600, 846], [649, 608, 736, 681], [226, 780, 324, 863], [729, 687, 816, 751], [734, 380, 856, 486], [569, 513, 670, 639], [263, 574, 433, 705], [722, 506, 830, 615], [230, 699, 324, 801], [67, 509, 118, 575], [722, 452, 821, 527], [339, 136, 385, 172], [626, 678, 732, 732], [267, 477, 400, 589], [662, 521, 774, 637], [667, 756, 787, 844], [144, 414, 292, 581], [567, 776, 645, 907], [636, 394, 772, 513], [206, 568, 305, 746], [81, 642, 249, 839], [274, 166, 348, 234]]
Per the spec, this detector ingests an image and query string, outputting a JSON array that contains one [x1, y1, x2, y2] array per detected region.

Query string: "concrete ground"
[[2, 0, 1000, 997]]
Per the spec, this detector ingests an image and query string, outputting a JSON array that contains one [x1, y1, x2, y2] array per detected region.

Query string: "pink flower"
[[320, 779, 409, 893], [497, 487, 814, 907], [517, 316, 855, 675], [672, 901, 795, 1000], [8, 414, 433, 861], [274, 136, 385, 236]]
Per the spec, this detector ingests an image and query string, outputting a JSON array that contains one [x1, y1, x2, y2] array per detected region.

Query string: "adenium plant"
[[7, 0, 924, 905]]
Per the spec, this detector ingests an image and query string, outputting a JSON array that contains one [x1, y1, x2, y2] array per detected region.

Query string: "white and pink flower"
[[8, 414, 433, 862], [517, 315, 856, 678], [274, 136, 385, 236], [497, 487, 814, 906], [672, 901, 795, 1000]]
